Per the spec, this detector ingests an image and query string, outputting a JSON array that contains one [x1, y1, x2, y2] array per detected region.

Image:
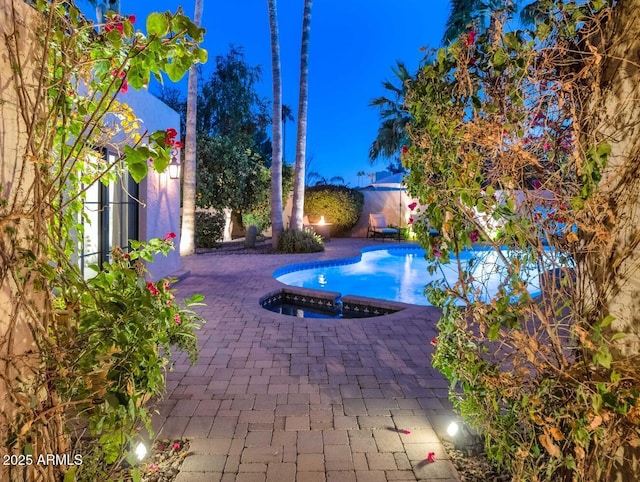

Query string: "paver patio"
[[153, 238, 462, 481]]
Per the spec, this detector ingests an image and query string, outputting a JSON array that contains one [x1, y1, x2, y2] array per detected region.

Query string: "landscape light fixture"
[[135, 442, 148, 461], [447, 421, 459, 437]]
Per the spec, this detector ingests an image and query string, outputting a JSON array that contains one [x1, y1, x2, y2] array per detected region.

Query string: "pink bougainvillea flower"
[[543, 141, 551, 151], [466, 30, 477, 46], [532, 179, 542, 190], [119, 79, 128, 94], [172, 442, 181, 451], [163, 232, 177, 241], [166, 137, 175, 146], [433, 247, 442, 258], [166, 127, 178, 139], [128, 14, 136, 24], [174, 141, 184, 149], [408, 202, 417, 211], [469, 229, 480, 243], [146, 281, 160, 296], [408, 217, 414, 225], [426, 452, 436, 463], [430, 336, 438, 347], [174, 313, 181, 325]]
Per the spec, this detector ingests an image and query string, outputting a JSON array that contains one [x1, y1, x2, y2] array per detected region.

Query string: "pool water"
[[274, 245, 549, 306]]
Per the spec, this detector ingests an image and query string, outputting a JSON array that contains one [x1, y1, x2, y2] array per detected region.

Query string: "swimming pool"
[[274, 245, 550, 306]]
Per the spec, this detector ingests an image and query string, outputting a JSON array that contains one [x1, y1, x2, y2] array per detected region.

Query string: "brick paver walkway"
[[154, 239, 462, 481]]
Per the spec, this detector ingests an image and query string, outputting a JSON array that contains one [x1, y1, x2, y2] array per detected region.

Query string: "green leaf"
[[503, 32, 519, 50], [488, 322, 501, 341], [147, 13, 169, 37], [63, 467, 77, 482], [131, 467, 142, 482], [492, 49, 509, 69], [601, 315, 615, 327], [164, 61, 186, 82], [537, 22, 551, 41]]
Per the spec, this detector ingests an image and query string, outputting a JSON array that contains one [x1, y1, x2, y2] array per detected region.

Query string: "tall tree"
[[282, 104, 294, 163], [267, 0, 284, 248], [179, 0, 203, 256], [290, 0, 313, 231], [88, 0, 120, 24], [369, 61, 412, 163]]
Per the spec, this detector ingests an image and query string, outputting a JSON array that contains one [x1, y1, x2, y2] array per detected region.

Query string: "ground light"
[[447, 421, 459, 437], [135, 442, 148, 461]]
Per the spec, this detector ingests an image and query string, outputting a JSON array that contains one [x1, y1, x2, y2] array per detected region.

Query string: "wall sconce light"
[[169, 149, 180, 179]]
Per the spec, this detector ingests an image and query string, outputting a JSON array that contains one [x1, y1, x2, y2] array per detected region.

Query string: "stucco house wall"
[[122, 89, 183, 279]]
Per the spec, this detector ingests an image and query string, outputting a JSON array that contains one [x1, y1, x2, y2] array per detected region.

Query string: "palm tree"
[[369, 61, 412, 163], [267, 0, 284, 248], [179, 0, 203, 256], [88, 0, 119, 24], [282, 104, 294, 163], [290, 0, 313, 231], [442, 0, 535, 45]]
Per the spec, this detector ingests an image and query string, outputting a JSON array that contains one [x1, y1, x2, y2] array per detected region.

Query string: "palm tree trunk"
[[268, 0, 284, 248], [179, 0, 203, 256], [579, 0, 640, 357], [290, 0, 313, 231]]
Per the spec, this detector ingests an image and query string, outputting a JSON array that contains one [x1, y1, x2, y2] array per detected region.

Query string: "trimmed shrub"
[[304, 185, 364, 235], [277, 228, 324, 253], [195, 211, 225, 248]]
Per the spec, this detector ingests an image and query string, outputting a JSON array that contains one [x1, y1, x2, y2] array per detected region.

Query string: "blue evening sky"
[[78, 0, 451, 187]]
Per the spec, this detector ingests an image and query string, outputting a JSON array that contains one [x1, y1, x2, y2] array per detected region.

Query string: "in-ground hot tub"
[[260, 289, 403, 319]]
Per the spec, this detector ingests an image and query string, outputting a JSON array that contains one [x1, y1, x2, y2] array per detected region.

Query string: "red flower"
[[543, 141, 551, 151], [163, 232, 177, 242], [430, 336, 438, 347], [174, 313, 181, 325], [119, 79, 128, 94], [408, 217, 414, 225], [401, 145, 408, 155], [172, 442, 181, 451], [408, 202, 417, 211], [128, 14, 136, 24], [148, 157, 154, 164], [466, 30, 477, 46], [532, 179, 542, 190], [146, 281, 160, 296], [426, 451, 436, 463], [469, 229, 480, 243], [433, 247, 442, 258], [166, 137, 175, 146], [166, 128, 178, 139], [174, 141, 184, 149], [124, 253, 130, 260]]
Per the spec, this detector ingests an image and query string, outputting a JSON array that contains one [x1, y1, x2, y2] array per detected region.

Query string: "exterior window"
[[79, 152, 139, 278]]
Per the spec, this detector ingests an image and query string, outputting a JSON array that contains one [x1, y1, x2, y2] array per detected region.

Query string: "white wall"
[[123, 88, 182, 279]]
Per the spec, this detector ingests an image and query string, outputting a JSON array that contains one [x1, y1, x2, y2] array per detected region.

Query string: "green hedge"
[[195, 211, 225, 248], [304, 185, 364, 235]]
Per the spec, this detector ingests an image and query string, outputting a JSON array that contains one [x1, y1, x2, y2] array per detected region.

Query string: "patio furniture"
[[367, 213, 398, 240]]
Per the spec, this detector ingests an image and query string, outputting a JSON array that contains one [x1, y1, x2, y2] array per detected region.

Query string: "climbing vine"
[[403, 1, 640, 480], [1, 1, 205, 480]]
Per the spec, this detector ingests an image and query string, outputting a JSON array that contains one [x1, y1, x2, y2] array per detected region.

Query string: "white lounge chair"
[[367, 213, 398, 240]]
